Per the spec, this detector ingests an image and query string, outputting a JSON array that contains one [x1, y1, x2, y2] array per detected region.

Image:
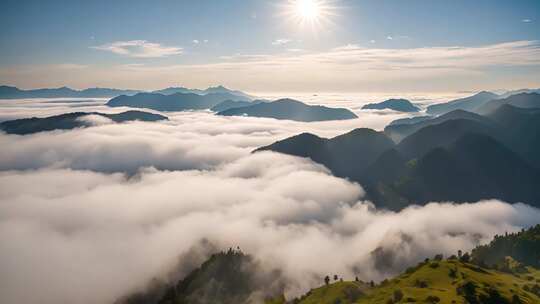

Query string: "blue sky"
[[1, 0, 539, 92]]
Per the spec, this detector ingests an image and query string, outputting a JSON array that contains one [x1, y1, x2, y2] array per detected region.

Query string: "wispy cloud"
[[91, 40, 183, 58], [522, 19, 532, 23], [5, 41, 540, 92], [272, 39, 292, 46]]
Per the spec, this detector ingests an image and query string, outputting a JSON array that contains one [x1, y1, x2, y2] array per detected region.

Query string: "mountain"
[[203, 85, 254, 100], [259, 106, 540, 209], [152, 87, 202, 95], [256, 128, 394, 181], [395, 118, 498, 159], [217, 98, 358, 122], [426, 91, 499, 115], [476, 93, 540, 115], [297, 224, 540, 304], [499, 88, 540, 99], [0, 85, 254, 100], [118, 249, 284, 304], [124, 227, 540, 304], [387, 115, 432, 127], [107, 92, 250, 111], [0, 85, 141, 99], [362, 99, 421, 112], [354, 258, 540, 304], [152, 85, 253, 100], [211, 100, 267, 112], [485, 104, 540, 168], [0, 111, 167, 135], [394, 133, 540, 205], [385, 110, 493, 142]]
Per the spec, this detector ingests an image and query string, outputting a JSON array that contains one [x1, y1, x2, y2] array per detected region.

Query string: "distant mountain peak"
[[362, 98, 421, 112]]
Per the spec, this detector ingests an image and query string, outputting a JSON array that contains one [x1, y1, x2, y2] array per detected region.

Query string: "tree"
[[355, 276, 359, 282], [393, 289, 404, 302], [458, 250, 463, 258], [460, 252, 471, 263], [324, 276, 330, 286], [370, 281, 375, 288], [334, 274, 338, 281]]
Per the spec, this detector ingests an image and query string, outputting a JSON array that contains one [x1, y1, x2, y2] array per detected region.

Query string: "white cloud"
[[192, 39, 200, 44], [272, 38, 292, 46], [522, 19, 532, 23], [386, 36, 393, 40], [92, 40, 183, 58], [0, 161, 538, 304], [1, 99, 539, 304], [5, 41, 540, 92], [0, 109, 403, 172]]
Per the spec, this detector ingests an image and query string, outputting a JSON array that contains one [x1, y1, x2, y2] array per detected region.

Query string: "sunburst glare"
[[282, 0, 338, 30]]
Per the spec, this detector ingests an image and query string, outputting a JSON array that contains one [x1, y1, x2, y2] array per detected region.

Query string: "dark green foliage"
[[425, 295, 441, 303], [449, 267, 458, 279], [460, 253, 471, 263], [414, 279, 428, 288], [512, 294, 523, 304], [471, 225, 540, 268], [393, 289, 403, 302]]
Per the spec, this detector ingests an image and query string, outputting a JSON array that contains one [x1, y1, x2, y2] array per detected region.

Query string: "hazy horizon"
[[1, 0, 540, 92]]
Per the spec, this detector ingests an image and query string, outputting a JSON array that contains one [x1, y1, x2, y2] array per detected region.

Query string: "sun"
[[283, 0, 336, 29], [295, 0, 322, 21]]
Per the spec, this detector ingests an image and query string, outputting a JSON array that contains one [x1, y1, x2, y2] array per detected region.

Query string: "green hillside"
[[122, 226, 540, 304], [291, 260, 539, 304]]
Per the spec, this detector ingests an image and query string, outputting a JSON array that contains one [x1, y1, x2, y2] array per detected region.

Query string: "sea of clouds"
[[1, 96, 539, 304]]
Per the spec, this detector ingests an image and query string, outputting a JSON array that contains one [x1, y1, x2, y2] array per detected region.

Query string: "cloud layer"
[[1, 98, 539, 304], [1, 154, 539, 304]]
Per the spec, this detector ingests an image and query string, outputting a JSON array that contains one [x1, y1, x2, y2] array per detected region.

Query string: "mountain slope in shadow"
[[362, 99, 421, 112], [426, 91, 498, 115], [0, 111, 168, 135], [107, 92, 250, 112], [217, 99, 358, 122]]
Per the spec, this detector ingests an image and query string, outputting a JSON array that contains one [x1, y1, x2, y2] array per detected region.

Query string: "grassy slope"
[[294, 260, 540, 304]]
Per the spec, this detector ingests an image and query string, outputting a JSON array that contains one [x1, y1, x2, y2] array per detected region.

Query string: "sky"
[[1, 0, 540, 93]]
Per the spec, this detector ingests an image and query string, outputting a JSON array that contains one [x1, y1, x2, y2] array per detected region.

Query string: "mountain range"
[[0, 85, 142, 99], [258, 99, 540, 210], [152, 85, 254, 100], [426, 91, 499, 115], [0, 85, 253, 100], [217, 98, 358, 122], [0, 111, 167, 135], [106, 92, 251, 112]]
